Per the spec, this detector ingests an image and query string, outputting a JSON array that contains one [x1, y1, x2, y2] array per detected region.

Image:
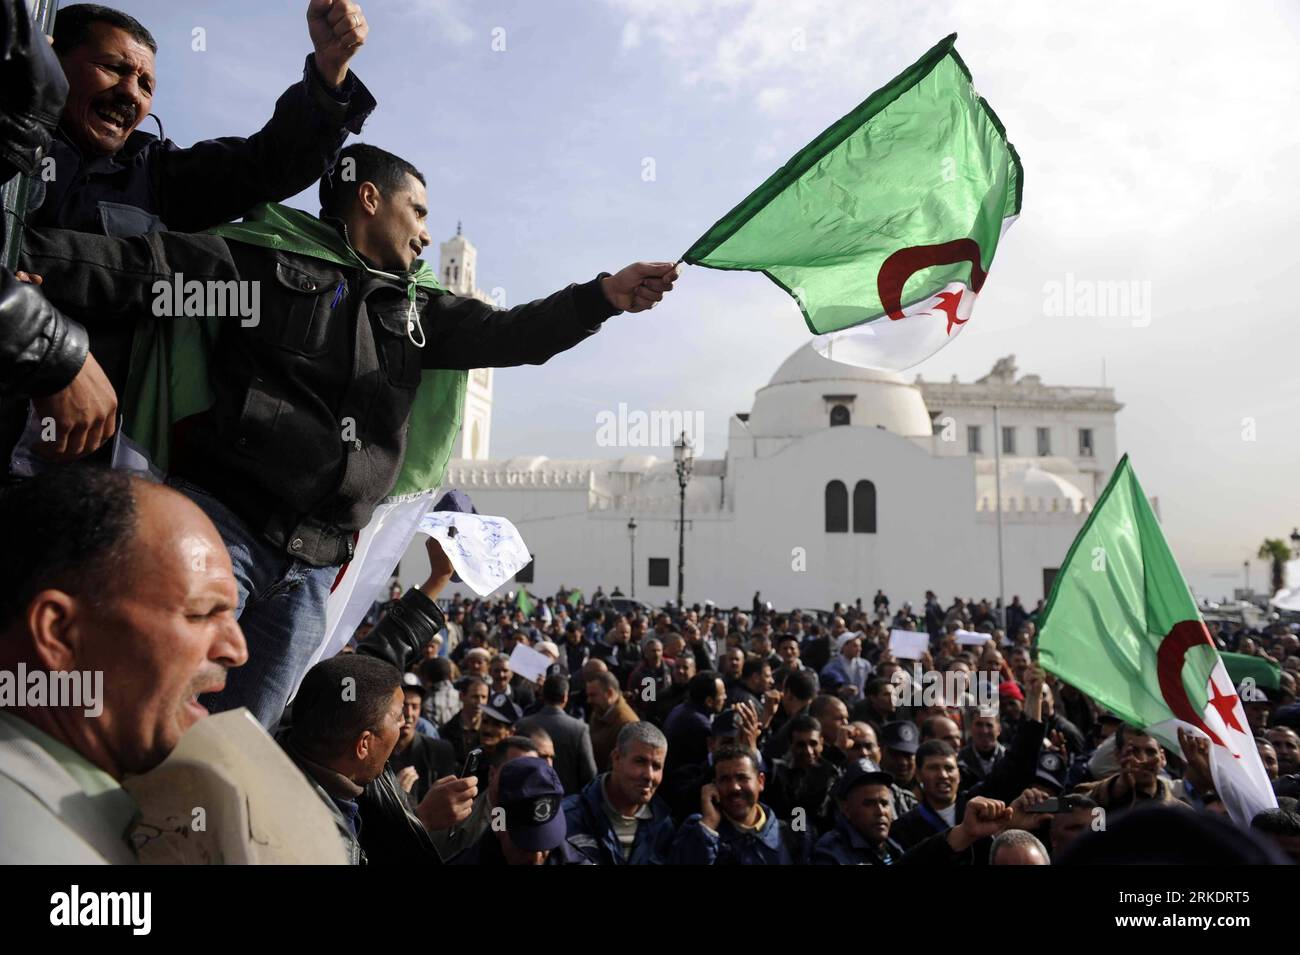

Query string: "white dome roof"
[[748, 344, 933, 438], [977, 466, 1085, 507], [767, 344, 910, 389]]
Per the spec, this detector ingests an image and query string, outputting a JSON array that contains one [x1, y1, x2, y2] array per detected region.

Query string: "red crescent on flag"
[[877, 238, 987, 321], [1155, 619, 1225, 747]]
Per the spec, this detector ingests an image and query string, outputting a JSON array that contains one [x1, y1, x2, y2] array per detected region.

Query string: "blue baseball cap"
[[496, 757, 567, 851]]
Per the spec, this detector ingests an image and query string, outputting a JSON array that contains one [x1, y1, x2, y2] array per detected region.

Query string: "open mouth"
[[93, 103, 135, 132], [409, 241, 422, 258]]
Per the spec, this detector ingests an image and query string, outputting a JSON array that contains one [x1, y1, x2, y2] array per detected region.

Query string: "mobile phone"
[[1026, 798, 1068, 813], [462, 747, 483, 778]]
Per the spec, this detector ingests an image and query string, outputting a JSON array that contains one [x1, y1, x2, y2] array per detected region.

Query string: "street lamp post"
[[674, 432, 695, 608], [627, 517, 638, 599]]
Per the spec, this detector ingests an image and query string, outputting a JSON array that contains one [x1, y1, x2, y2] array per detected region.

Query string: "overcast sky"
[[122, 0, 1299, 599]]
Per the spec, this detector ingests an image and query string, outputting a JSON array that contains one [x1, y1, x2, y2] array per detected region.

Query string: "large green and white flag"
[[684, 34, 1022, 371], [1036, 455, 1277, 827]]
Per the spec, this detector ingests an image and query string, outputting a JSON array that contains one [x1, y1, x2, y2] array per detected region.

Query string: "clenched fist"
[[307, 0, 368, 88]]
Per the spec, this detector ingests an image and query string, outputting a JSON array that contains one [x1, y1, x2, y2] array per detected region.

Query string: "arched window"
[[853, 480, 877, 533], [830, 404, 851, 427], [825, 480, 848, 532]]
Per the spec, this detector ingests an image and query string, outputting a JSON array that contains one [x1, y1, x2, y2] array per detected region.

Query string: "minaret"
[[440, 224, 493, 460]]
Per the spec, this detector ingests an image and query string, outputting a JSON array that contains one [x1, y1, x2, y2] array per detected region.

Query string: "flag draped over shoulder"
[[123, 202, 466, 496], [120, 202, 469, 675], [683, 33, 1022, 372], [1035, 455, 1277, 827]]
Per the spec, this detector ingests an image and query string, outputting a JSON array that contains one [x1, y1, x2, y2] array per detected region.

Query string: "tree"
[[1257, 539, 1290, 594]]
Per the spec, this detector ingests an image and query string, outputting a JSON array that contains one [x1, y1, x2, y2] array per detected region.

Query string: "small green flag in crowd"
[[1035, 455, 1276, 827], [516, 588, 534, 617], [684, 34, 1022, 371]]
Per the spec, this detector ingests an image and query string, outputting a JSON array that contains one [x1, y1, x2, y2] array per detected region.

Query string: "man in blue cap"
[[451, 756, 592, 865]]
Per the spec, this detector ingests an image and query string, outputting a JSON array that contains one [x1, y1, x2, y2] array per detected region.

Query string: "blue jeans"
[[167, 477, 340, 728]]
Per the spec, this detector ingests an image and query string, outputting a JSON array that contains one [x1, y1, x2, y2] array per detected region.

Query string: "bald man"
[[0, 467, 248, 863]]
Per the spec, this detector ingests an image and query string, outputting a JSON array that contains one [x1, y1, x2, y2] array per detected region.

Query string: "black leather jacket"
[[0, 0, 86, 400], [356, 586, 446, 672], [22, 225, 617, 565]]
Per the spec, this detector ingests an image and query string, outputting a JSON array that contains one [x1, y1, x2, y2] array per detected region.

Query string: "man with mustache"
[[0, 466, 249, 863], [0, 0, 117, 462], [4, 1, 375, 464], [671, 744, 812, 865]]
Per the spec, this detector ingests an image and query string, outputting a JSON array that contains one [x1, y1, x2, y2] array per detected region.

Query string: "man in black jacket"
[[23, 142, 680, 727], [282, 652, 478, 865], [3, 1, 376, 465], [0, 0, 116, 460]]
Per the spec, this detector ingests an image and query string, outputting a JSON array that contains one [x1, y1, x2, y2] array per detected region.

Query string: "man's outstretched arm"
[[424, 262, 680, 370], [158, 1, 376, 233]]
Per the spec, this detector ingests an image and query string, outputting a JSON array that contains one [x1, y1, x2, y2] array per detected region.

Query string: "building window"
[[853, 481, 877, 533], [830, 404, 850, 427], [825, 480, 848, 533], [1001, 426, 1017, 455], [1036, 427, 1051, 456], [648, 558, 670, 587], [515, 557, 535, 583], [1078, 428, 1095, 458], [967, 425, 982, 454]]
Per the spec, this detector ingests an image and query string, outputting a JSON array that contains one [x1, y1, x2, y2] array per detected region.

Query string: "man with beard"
[[563, 722, 676, 864], [671, 745, 811, 865]]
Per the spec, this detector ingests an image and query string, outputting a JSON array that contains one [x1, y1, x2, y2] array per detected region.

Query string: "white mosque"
[[403, 230, 1131, 609]]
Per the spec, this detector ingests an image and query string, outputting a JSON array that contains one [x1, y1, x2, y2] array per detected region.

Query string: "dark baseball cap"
[[880, 721, 920, 754], [1034, 750, 1067, 791], [482, 692, 523, 726], [495, 757, 567, 851], [835, 758, 894, 799], [401, 672, 427, 699], [711, 709, 744, 739]]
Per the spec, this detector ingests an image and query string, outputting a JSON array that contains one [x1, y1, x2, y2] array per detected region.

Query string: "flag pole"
[[993, 402, 1007, 634]]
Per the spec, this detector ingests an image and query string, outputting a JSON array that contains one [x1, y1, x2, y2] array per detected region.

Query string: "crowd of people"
[[0, 1, 1297, 867], [338, 582, 1298, 865]]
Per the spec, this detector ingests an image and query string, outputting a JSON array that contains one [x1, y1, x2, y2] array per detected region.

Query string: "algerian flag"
[[1036, 455, 1277, 827], [683, 33, 1022, 371]]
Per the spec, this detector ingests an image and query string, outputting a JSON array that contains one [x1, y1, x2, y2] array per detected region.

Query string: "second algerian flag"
[[1035, 456, 1277, 828], [684, 34, 1022, 371]]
